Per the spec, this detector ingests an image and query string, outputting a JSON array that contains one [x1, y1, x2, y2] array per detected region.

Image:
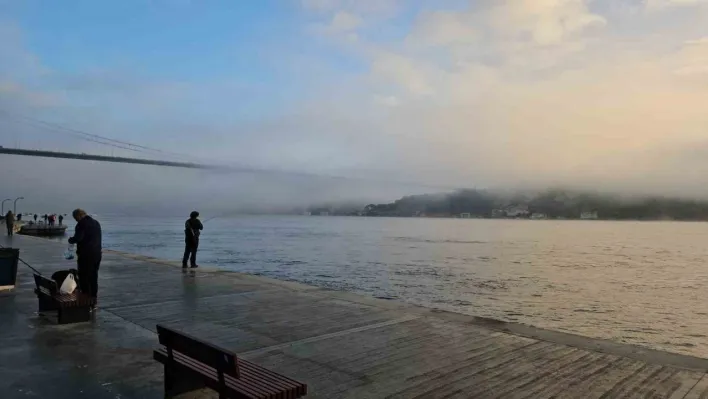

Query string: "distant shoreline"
[[294, 214, 707, 222], [302, 188, 708, 222]]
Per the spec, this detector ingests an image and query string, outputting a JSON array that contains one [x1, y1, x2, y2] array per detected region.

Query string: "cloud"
[[301, 0, 339, 12], [671, 37, 708, 75], [0, 81, 64, 107], [685, 37, 708, 45], [311, 11, 362, 36], [329, 11, 361, 31], [645, 0, 708, 10], [0, 21, 49, 79], [0, 20, 62, 112], [294, 0, 708, 197], [407, 11, 478, 48], [373, 94, 399, 107], [301, 0, 400, 16], [4, 0, 708, 215], [370, 52, 437, 96], [486, 0, 606, 46]]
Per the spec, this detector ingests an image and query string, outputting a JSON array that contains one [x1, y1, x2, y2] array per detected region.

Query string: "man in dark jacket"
[[183, 211, 203, 268], [68, 209, 102, 302]]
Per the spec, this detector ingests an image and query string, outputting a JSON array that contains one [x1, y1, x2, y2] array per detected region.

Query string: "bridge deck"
[[1, 234, 708, 398]]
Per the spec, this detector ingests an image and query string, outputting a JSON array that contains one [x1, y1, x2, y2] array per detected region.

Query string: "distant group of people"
[[3, 212, 68, 236], [32, 213, 64, 226]]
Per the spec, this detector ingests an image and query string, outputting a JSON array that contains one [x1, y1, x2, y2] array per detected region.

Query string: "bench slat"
[[239, 360, 301, 396], [155, 348, 305, 399], [170, 352, 270, 399], [156, 349, 273, 399], [241, 360, 306, 395], [166, 349, 295, 399]]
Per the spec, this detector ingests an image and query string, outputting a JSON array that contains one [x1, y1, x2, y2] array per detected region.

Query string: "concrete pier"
[[2, 234, 708, 398]]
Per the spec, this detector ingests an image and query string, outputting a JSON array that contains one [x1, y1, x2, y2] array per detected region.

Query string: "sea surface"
[[79, 216, 708, 357]]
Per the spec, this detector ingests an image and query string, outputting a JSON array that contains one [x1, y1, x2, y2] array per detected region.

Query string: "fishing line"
[[201, 215, 221, 223], [0, 243, 43, 275]]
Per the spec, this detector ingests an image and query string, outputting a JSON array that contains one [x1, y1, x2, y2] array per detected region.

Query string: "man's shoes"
[[182, 264, 188, 269], [190, 264, 199, 268]]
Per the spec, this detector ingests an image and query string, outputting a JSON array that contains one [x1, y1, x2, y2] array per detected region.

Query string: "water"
[[86, 216, 708, 357]]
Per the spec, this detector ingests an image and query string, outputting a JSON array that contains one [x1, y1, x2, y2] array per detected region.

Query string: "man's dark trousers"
[[78, 256, 101, 299], [183, 240, 198, 267]]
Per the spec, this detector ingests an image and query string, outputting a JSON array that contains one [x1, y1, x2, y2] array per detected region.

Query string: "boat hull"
[[18, 225, 67, 237]]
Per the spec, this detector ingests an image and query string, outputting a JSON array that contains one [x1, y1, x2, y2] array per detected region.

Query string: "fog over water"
[[3, 1, 708, 208]]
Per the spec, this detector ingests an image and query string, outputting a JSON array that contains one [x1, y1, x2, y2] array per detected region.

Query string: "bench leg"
[[37, 295, 57, 313], [164, 363, 207, 398], [57, 306, 91, 324]]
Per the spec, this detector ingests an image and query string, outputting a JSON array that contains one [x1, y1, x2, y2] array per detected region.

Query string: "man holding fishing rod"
[[183, 211, 203, 269]]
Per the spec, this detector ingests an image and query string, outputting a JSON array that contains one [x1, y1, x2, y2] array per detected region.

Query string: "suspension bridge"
[[0, 147, 209, 170], [0, 109, 460, 191]]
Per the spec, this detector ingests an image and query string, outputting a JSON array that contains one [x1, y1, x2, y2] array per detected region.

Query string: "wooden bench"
[[153, 324, 308, 399], [33, 274, 95, 324]]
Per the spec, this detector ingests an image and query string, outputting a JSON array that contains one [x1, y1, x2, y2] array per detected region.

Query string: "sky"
[[1, 0, 708, 213]]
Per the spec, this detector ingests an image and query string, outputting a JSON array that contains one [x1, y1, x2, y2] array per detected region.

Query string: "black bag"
[[51, 269, 79, 289]]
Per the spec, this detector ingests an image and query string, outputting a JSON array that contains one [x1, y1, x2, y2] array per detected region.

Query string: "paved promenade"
[[2, 234, 708, 398]]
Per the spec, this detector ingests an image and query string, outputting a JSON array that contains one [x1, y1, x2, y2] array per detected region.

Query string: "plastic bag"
[[64, 245, 75, 260], [59, 274, 77, 294]]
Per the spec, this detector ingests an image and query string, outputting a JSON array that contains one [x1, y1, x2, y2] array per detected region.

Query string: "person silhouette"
[[5, 211, 14, 236], [182, 211, 203, 268]]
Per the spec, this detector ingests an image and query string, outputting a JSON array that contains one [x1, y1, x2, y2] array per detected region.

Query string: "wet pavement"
[[2, 234, 708, 398]]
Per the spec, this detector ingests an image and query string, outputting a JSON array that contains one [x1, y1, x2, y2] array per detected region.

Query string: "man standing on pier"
[[68, 209, 102, 305], [5, 211, 14, 236], [183, 211, 203, 268]]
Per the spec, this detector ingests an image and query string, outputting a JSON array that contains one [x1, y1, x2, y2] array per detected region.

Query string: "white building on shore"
[[580, 210, 599, 220], [506, 205, 530, 218]]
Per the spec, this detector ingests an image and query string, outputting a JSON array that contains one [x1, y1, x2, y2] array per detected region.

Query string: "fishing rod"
[[202, 215, 221, 223], [200, 211, 235, 224]]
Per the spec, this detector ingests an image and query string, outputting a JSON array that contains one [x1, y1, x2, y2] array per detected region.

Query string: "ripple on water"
[[505, 311, 525, 317], [393, 237, 488, 245], [469, 280, 508, 290], [623, 328, 660, 335], [663, 342, 696, 348], [573, 308, 614, 314]]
